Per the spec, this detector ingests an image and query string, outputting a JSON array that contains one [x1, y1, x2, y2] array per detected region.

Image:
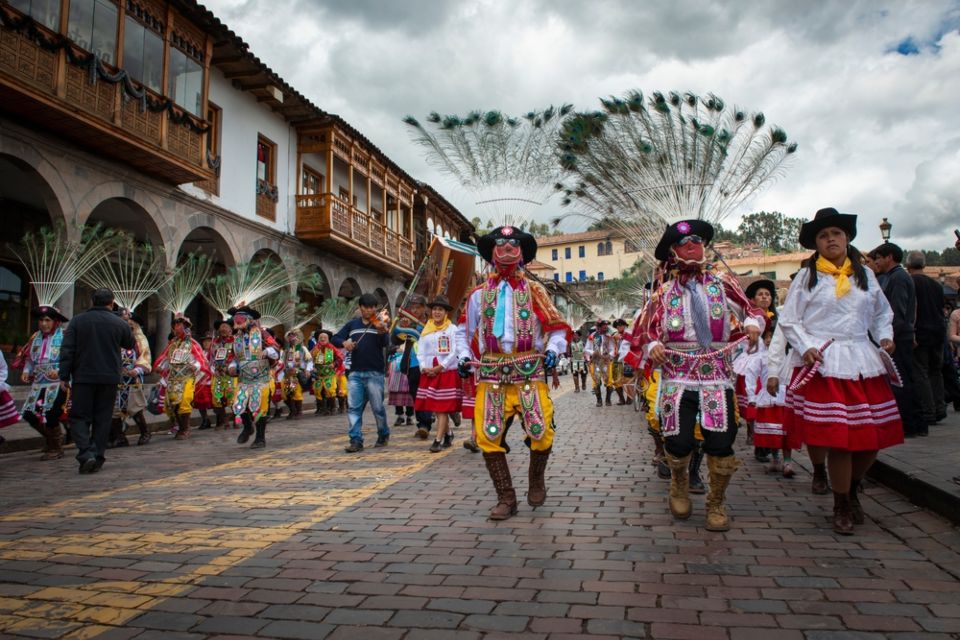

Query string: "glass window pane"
[[122, 17, 144, 82], [141, 28, 163, 93], [35, 0, 60, 30], [68, 0, 95, 51], [9, 0, 31, 13], [168, 47, 183, 100], [91, 0, 117, 64], [182, 56, 203, 115]]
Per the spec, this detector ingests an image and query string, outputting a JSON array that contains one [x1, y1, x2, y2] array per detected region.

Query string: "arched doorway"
[[374, 287, 390, 316], [0, 154, 62, 369], [298, 265, 331, 340], [176, 226, 234, 342], [337, 277, 360, 301]]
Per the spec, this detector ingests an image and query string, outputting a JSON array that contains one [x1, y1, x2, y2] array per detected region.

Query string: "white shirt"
[[457, 282, 567, 359], [418, 323, 460, 372], [778, 267, 893, 381]]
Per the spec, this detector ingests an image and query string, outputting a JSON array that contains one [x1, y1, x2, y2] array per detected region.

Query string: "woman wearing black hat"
[[110, 310, 153, 447], [778, 208, 902, 535], [19, 305, 70, 460], [209, 320, 237, 430], [153, 314, 211, 442], [415, 296, 462, 452]]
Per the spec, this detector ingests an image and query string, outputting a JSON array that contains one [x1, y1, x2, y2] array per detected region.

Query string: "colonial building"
[[537, 229, 644, 284], [0, 0, 471, 360]]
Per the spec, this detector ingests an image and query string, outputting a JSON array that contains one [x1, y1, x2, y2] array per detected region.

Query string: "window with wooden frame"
[[122, 10, 164, 93], [67, 0, 119, 64], [255, 134, 277, 221], [9, 0, 61, 31], [195, 102, 221, 195], [301, 165, 323, 195]]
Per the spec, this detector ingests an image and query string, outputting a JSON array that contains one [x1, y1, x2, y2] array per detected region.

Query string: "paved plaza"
[[1, 386, 959, 640]]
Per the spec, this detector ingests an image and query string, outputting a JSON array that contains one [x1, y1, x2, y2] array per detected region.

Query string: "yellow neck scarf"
[[816, 256, 853, 298], [420, 316, 451, 339]]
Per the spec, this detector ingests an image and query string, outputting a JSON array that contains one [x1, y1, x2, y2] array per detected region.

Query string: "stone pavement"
[[1, 385, 960, 640]]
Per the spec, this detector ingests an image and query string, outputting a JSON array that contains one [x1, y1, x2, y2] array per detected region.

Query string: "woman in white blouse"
[[778, 208, 902, 535], [414, 296, 463, 453]]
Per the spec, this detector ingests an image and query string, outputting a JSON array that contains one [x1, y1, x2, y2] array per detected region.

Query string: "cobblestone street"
[[1, 385, 959, 640]]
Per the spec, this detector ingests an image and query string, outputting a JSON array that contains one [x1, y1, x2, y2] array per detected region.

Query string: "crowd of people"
[[0, 213, 955, 533]]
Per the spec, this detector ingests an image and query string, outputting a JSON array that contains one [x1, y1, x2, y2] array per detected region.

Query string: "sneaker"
[[782, 461, 796, 478], [374, 435, 389, 448], [429, 440, 442, 453], [344, 440, 364, 453], [442, 433, 453, 448], [462, 440, 479, 453]]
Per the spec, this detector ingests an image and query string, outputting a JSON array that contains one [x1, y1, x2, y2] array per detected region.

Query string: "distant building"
[[537, 230, 645, 284]]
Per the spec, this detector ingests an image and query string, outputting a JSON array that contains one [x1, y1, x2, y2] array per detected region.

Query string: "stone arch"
[[175, 225, 237, 269], [75, 180, 165, 236], [374, 287, 390, 315], [86, 196, 166, 256], [0, 148, 70, 226], [171, 212, 240, 268], [337, 277, 360, 300]]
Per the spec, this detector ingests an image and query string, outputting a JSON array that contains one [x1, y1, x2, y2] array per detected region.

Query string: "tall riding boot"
[[705, 455, 740, 531], [527, 448, 551, 507], [251, 418, 267, 449], [134, 412, 151, 445], [326, 397, 336, 415], [285, 399, 295, 420], [41, 424, 64, 460], [483, 452, 518, 520], [594, 386, 603, 407], [213, 407, 226, 431], [294, 400, 303, 419], [616, 388, 627, 405], [666, 453, 692, 519], [315, 397, 323, 415], [651, 431, 671, 479], [24, 413, 47, 453], [689, 446, 706, 494], [849, 478, 865, 525], [174, 413, 190, 440], [573, 375, 580, 393], [605, 387, 613, 406], [832, 491, 854, 535], [237, 414, 254, 444]]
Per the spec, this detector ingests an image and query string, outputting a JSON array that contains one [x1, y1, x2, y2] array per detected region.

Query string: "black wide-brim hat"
[[477, 226, 537, 264], [798, 207, 857, 250], [654, 219, 715, 262], [228, 305, 261, 320], [745, 279, 777, 302], [427, 295, 453, 311], [214, 318, 232, 330], [33, 305, 68, 322], [171, 314, 192, 327]]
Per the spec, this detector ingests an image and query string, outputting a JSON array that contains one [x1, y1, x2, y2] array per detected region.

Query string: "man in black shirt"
[[906, 251, 946, 425], [332, 293, 391, 452], [59, 288, 135, 473]]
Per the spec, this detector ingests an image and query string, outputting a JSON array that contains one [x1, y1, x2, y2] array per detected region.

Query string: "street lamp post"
[[879, 217, 892, 242]]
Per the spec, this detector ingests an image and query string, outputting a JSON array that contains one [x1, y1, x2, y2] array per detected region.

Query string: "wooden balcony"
[[296, 193, 415, 278], [0, 8, 213, 184]]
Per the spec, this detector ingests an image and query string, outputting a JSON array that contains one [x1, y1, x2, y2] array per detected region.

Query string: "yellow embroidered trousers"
[[474, 380, 555, 454]]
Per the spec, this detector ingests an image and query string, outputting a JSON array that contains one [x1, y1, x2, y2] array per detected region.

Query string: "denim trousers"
[[347, 371, 389, 443]]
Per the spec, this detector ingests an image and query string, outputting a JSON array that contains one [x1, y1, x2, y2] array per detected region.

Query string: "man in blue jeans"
[[332, 293, 391, 452]]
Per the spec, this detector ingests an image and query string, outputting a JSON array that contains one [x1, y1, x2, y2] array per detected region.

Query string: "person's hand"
[[880, 338, 895, 354], [551, 370, 560, 389], [746, 325, 761, 347], [766, 377, 780, 396], [802, 347, 823, 366], [457, 357, 472, 379], [20, 371, 30, 384], [343, 339, 355, 351], [544, 350, 558, 370], [648, 344, 667, 367]]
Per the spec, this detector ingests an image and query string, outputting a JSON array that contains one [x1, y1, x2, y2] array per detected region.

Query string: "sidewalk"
[[868, 409, 960, 525]]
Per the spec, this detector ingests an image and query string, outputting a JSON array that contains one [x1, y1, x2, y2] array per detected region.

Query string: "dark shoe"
[[442, 433, 453, 448], [92, 458, 104, 472], [79, 457, 97, 474], [344, 440, 363, 453], [134, 413, 151, 446], [935, 412, 947, 423], [451, 412, 462, 427], [429, 440, 442, 453], [463, 440, 480, 453], [527, 448, 550, 507], [374, 435, 389, 448], [237, 416, 254, 444], [832, 491, 854, 535], [198, 417, 212, 430], [174, 413, 190, 440], [250, 420, 266, 449], [406, 416, 414, 426], [394, 416, 406, 426], [811, 463, 830, 495], [918, 429, 929, 437], [754, 447, 770, 463], [416, 427, 429, 440], [849, 479, 865, 525]]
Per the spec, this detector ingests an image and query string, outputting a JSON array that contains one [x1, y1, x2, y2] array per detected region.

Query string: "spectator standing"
[[906, 251, 946, 424], [59, 288, 135, 473], [332, 293, 391, 452], [872, 244, 927, 437]]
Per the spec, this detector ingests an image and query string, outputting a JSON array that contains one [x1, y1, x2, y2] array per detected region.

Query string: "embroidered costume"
[[0, 351, 21, 434], [209, 321, 237, 430], [281, 329, 313, 420], [19, 305, 69, 460], [153, 316, 210, 440], [415, 312, 462, 414], [311, 333, 344, 416], [229, 305, 280, 449], [111, 313, 152, 447], [458, 226, 570, 520], [583, 321, 616, 407]]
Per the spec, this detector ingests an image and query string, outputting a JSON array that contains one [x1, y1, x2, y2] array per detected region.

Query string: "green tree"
[[736, 211, 804, 253], [940, 247, 960, 266]]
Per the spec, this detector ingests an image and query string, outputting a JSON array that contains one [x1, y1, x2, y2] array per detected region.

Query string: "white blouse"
[[778, 266, 893, 381], [418, 323, 460, 372]]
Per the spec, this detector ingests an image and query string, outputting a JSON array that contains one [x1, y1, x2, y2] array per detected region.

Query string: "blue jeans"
[[347, 371, 389, 443]]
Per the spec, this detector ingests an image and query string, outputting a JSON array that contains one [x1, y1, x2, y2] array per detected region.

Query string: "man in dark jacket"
[[872, 244, 926, 437], [332, 293, 391, 452], [907, 251, 947, 424], [59, 288, 135, 473]]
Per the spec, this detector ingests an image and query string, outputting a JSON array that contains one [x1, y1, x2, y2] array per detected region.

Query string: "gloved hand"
[[544, 350, 558, 370], [457, 357, 472, 379]]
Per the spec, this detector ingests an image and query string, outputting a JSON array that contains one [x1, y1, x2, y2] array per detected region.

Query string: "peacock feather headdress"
[[80, 236, 168, 313], [202, 260, 323, 320], [156, 253, 213, 317]]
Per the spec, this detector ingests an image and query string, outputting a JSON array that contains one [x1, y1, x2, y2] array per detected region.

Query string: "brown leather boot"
[[40, 423, 64, 460], [174, 413, 190, 440], [483, 452, 518, 520], [285, 399, 295, 420], [833, 491, 854, 535], [849, 478, 865, 525], [527, 448, 551, 507], [705, 455, 740, 532], [665, 453, 692, 519], [811, 463, 830, 495], [134, 412, 151, 445], [338, 396, 347, 414], [605, 387, 613, 406], [214, 407, 226, 431], [293, 400, 303, 419]]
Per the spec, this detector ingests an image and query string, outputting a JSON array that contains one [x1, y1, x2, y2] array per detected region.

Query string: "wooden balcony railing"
[[0, 7, 212, 184], [296, 193, 414, 276]]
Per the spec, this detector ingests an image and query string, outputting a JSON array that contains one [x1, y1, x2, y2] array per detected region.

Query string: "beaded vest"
[[166, 337, 196, 382], [233, 328, 270, 384], [313, 346, 336, 376], [478, 276, 536, 354], [28, 329, 62, 382]]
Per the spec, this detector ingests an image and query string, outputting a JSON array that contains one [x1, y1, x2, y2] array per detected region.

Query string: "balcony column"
[[348, 163, 354, 209]]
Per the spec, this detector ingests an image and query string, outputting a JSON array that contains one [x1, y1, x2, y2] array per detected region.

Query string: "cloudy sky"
[[206, 0, 960, 251]]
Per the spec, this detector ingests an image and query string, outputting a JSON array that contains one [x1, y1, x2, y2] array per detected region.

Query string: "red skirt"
[[0, 390, 20, 428], [193, 381, 213, 410], [753, 404, 787, 449], [415, 369, 463, 413], [461, 375, 477, 419], [788, 372, 903, 451], [735, 375, 757, 422]]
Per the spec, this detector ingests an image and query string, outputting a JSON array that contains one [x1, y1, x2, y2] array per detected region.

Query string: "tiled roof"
[[537, 230, 621, 246], [527, 260, 556, 271]]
